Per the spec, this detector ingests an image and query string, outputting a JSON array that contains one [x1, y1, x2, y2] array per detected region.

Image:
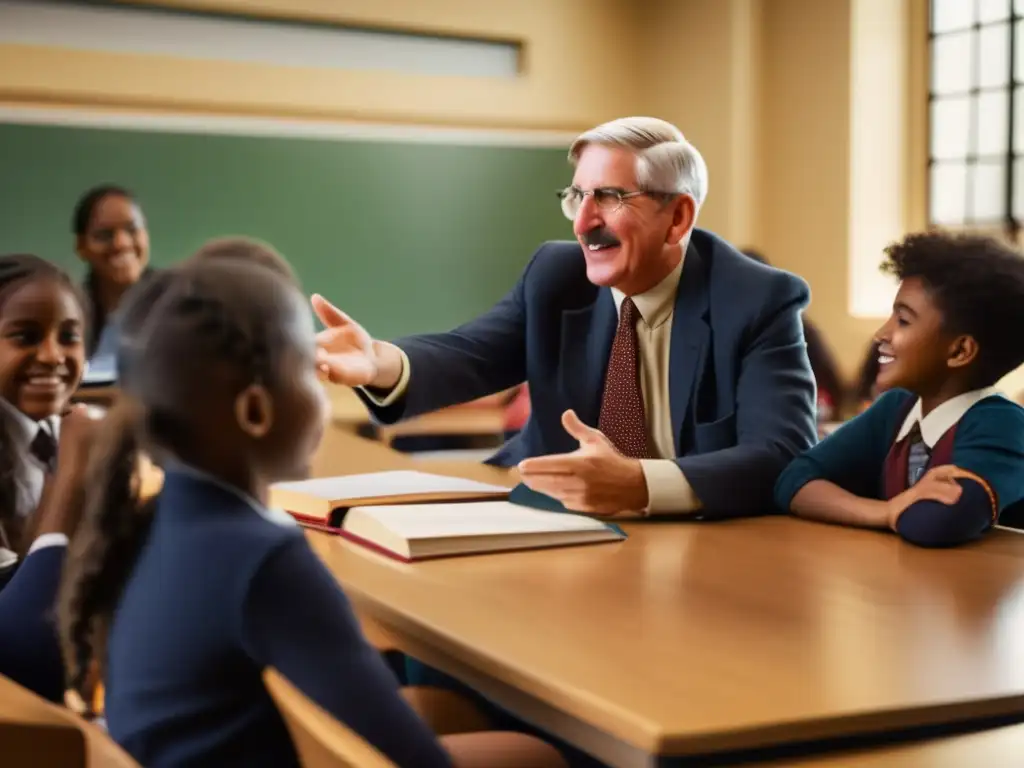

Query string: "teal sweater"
[[774, 389, 1024, 546]]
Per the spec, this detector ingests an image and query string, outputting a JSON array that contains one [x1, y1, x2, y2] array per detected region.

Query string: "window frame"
[[926, 0, 1020, 241]]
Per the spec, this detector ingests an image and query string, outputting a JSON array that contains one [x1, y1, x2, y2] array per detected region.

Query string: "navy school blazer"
[[359, 229, 817, 517]]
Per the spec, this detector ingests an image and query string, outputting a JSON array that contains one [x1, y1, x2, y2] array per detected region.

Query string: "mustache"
[[581, 228, 621, 248]]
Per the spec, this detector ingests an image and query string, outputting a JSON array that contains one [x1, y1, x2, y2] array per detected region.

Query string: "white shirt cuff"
[[640, 460, 703, 515], [28, 532, 70, 554], [358, 345, 411, 408]]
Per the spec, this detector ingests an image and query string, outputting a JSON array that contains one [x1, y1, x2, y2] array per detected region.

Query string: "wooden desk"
[[326, 384, 505, 445], [773, 722, 1024, 767], [308, 511, 1024, 768]]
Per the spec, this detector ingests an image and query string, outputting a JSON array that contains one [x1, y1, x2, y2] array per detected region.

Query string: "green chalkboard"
[[0, 121, 573, 337]]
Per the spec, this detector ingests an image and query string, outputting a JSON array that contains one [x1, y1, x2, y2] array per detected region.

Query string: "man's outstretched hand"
[[518, 410, 648, 516]]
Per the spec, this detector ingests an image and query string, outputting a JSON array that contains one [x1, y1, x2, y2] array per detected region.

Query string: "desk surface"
[[309, 489, 1024, 766]]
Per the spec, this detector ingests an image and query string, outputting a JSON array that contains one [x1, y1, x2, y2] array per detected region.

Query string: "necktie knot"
[[31, 425, 57, 473], [620, 296, 640, 327]]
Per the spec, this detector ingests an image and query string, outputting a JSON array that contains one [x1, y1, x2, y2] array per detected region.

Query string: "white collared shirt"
[[895, 387, 1004, 448], [0, 399, 63, 562]]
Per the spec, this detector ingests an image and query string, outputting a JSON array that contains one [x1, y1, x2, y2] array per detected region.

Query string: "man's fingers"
[[311, 294, 354, 329]]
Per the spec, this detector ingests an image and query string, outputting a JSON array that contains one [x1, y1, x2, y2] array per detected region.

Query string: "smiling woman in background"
[[72, 184, 153, 367]]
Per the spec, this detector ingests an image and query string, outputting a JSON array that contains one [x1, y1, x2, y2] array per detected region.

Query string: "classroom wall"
[[0, 0, 957, 389], [0, 0, 640, 131]]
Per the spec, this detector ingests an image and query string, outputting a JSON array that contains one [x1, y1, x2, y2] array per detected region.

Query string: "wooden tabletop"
[[308, 489, 1024, 767]]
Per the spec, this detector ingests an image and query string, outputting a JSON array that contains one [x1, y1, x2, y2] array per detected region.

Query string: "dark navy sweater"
[[105, 468, 452, 768]]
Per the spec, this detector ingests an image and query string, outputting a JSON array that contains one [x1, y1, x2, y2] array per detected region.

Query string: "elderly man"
[[314, 116, 816, 518]]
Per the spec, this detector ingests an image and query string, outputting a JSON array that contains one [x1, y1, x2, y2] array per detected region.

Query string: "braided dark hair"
[[0, 254, 86, 552], [57, 254, 299, 700]]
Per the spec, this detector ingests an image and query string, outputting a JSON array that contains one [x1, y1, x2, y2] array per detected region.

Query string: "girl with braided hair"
[[57, 249, 566, 768]]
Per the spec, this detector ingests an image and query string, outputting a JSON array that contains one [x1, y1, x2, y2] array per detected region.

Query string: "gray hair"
[[569, 117, 708, 208]]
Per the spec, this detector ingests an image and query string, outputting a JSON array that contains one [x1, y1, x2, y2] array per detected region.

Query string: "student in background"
[[503, 383, 531, 440], [0, 255, 88, 561], [742, 249, 846, 423], [775, 232, 1024, 547], [853, 341, 882, 413], [72, 184, 153, 365], [57, 257, 565, 768], [0, 254, 100, 701]]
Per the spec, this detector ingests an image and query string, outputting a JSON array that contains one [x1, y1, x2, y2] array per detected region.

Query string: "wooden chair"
[[263, 667, 396, 768], [0, 673, 138, 767]]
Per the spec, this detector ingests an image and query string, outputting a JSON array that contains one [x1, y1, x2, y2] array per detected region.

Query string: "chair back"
[[263, 667, 396, 768]]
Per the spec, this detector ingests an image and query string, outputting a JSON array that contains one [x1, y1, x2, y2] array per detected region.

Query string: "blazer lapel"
[[559, 289, 616, 428], [669, 242, 710, 453]]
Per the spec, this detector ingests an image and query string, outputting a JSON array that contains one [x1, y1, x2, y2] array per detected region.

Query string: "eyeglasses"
[[556, 185, 676, 220]]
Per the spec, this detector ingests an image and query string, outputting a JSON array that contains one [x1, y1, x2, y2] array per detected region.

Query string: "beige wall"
[[0, 0, 639, 131], [2, 0, 967, 391]]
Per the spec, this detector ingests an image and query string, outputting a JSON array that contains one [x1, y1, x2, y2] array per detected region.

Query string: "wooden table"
[[305, 472, 1024, 768], [772, 722, 1024, 766], [325, 384, 505, 445]]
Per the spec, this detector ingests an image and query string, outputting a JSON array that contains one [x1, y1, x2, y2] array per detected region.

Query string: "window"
[[928, 0, 1024, 236]]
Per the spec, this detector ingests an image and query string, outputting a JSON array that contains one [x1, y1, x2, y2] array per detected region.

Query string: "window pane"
[[1014, 86, 1024, 152], [976, 90, 1010, 155], [1016, 20, 1024, 83], [932, 0, 974, 32], [978, 0, 1011, 23], [979, 23, 1010, 88], [970, 161, 1007, 221], [930, 162, 969, 224], [931, 96, 972, 159], [1016, 0, 1024, 16], [1014, 158, 1024, 218], [932, 31, 974, 94]]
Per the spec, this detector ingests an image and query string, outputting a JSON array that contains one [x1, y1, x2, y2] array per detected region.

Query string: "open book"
[[283, 483, 626, 561], [270, 470, 511, 526], [321, 499, 625, 561]]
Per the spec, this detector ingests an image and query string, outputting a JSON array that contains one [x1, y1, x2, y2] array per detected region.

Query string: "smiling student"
[[0, 253, 98, 701], [0, 255, 88, 558], [774, 232, 1024, 547], [72, 184, 154, 364]]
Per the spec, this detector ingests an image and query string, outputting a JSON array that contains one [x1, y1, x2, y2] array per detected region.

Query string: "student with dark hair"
[[775, 232, 1024, 547], [188, 235, 299, 286], [72, 184, 153, 362], [57, 253, 565, 768], [0, 253, 99, 701], [742, 249, 847, 421], [0, 255, 88, 558]]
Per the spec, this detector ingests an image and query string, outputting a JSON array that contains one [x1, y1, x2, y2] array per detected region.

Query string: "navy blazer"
[[0, 544, 67, 702], [105, 470, 451, 768], [362, 229, 817, 516]]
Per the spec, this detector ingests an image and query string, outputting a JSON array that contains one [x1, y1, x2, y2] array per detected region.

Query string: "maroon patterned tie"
[[598, 297, 653, 458]]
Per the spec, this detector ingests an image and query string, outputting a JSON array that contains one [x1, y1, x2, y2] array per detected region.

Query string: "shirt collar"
[[0, 397, 61, 448], [163, 459, 298, 529], [610, 255, 684, 330], [896, 387, 1003, 447]]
